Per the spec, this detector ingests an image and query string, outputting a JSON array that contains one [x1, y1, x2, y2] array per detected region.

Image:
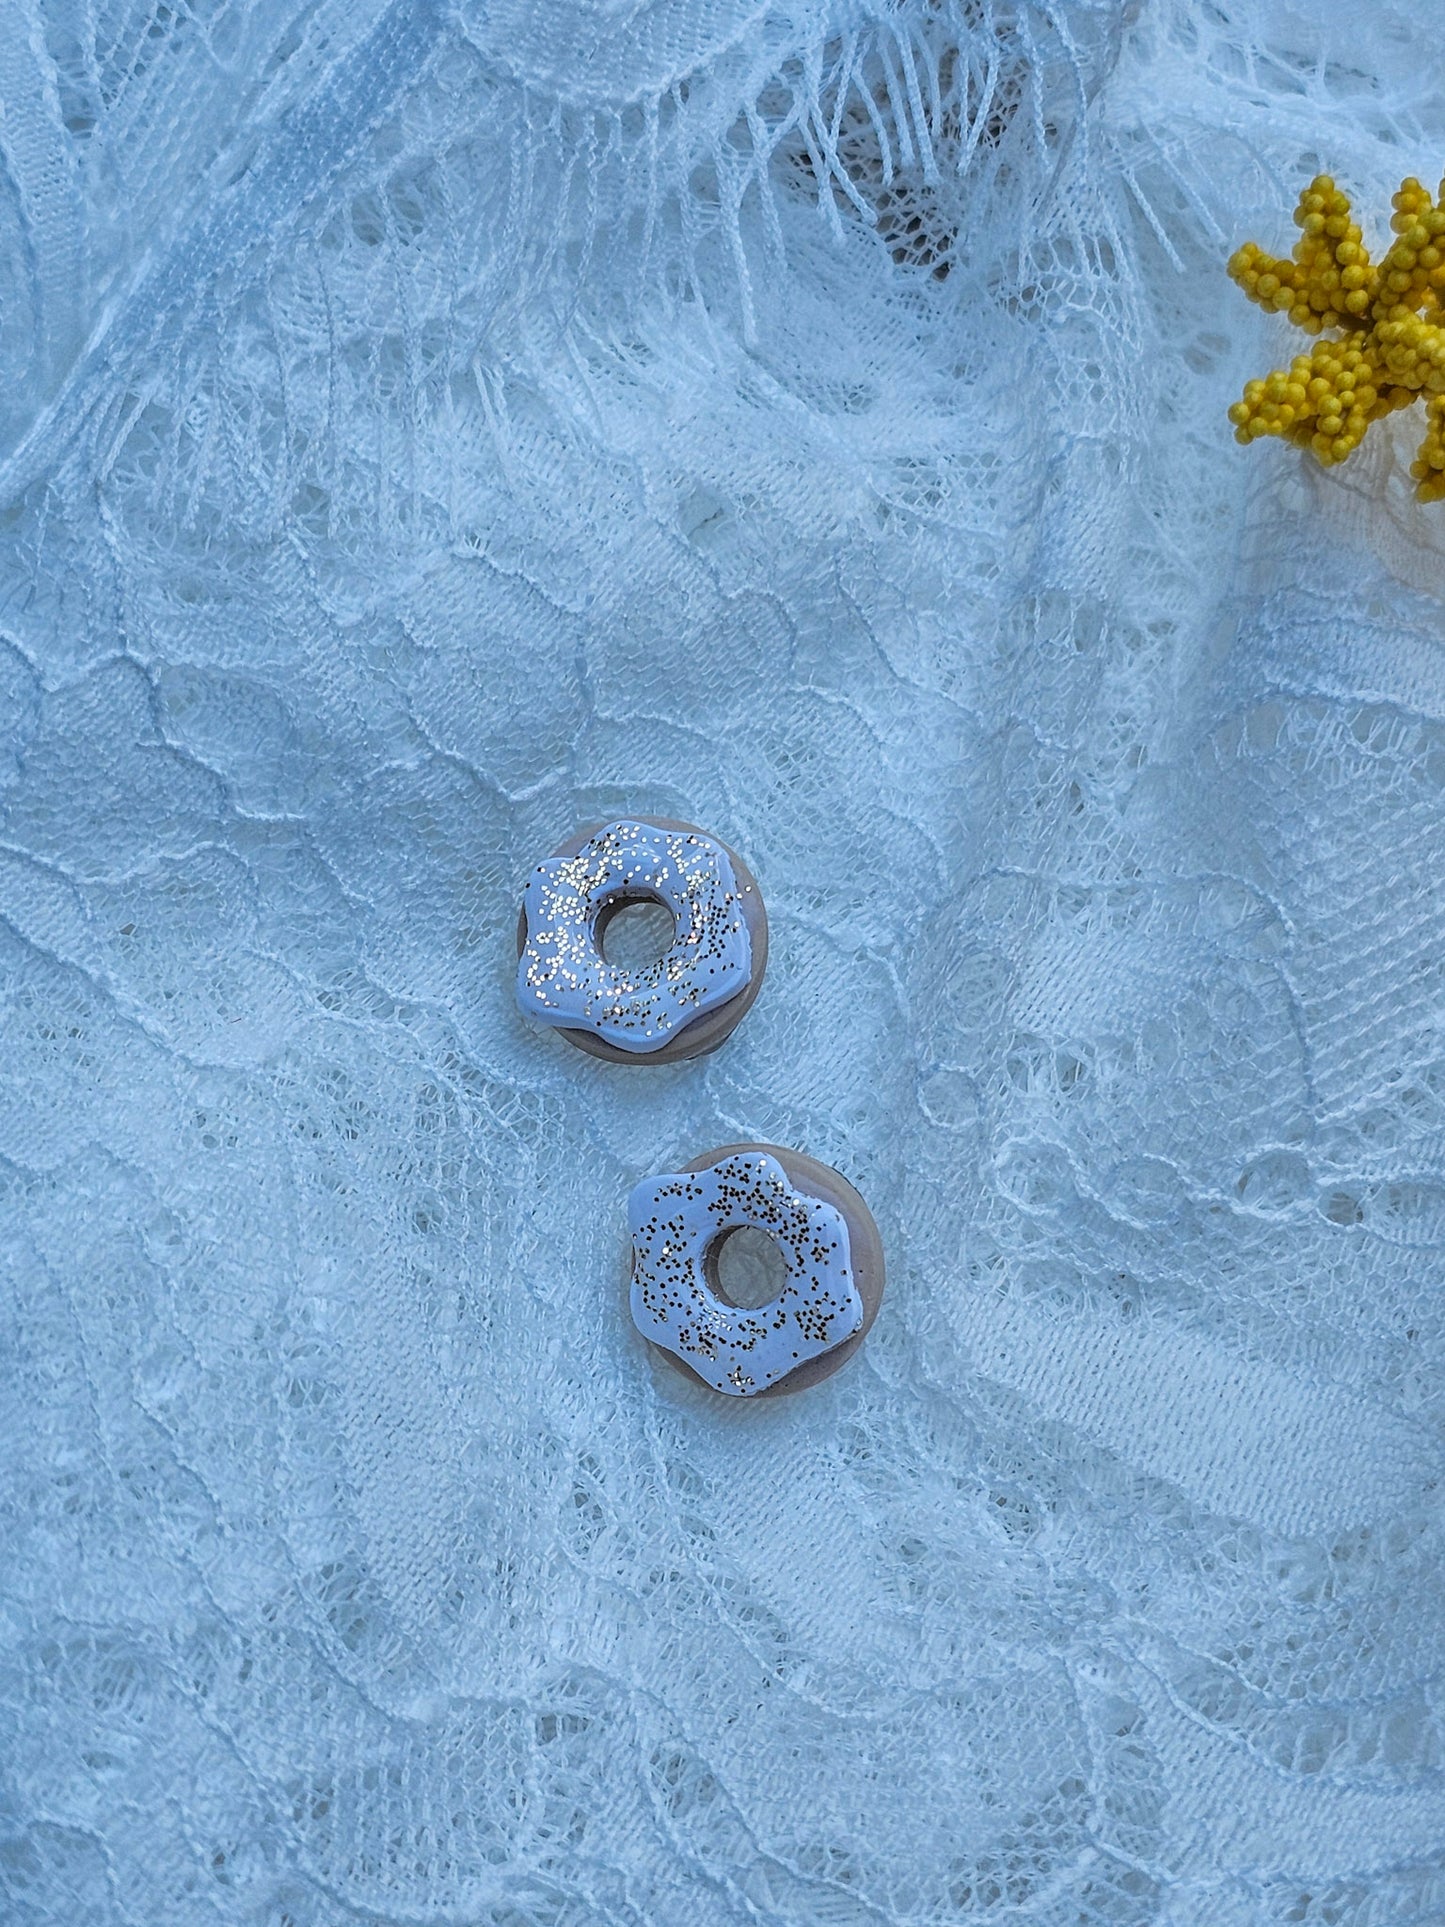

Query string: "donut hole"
[[594, 894, 677, 970], [707, 1225, 791, 1309]]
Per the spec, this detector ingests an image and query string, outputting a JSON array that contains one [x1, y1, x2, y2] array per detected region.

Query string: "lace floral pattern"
[[1, 1, 1443, 1921]]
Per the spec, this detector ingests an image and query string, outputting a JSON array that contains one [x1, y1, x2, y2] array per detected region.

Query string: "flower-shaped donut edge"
[[515, 818, 761, 1059], [628, 1148, 872, 1397]]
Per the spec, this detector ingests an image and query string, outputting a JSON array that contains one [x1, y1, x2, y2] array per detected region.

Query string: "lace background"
[[2, 2, 1444, 1920]]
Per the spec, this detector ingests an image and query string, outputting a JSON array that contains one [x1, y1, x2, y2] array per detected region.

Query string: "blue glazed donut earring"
[[514, 817, 886, 1394], [516, 816, 767, 1064], [628, 1143, 885, 1397]]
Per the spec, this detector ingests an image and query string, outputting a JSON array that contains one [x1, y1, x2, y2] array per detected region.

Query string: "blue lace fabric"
[[1, 3, 1442, 1921]]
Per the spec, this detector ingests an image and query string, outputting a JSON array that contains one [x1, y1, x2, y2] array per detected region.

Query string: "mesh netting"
[[2, 1, 1444, 1921]]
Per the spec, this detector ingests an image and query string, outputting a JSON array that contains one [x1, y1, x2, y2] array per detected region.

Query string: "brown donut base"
[[640, 1142, 885, 1398], [515, 816, 768, 1065]]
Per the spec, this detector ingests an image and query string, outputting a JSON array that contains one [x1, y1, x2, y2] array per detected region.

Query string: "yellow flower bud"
[[1229, 171, 1445, 497]]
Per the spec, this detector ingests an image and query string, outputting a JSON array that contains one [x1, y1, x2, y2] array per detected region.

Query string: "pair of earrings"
[[515, 816, 884, 1399]]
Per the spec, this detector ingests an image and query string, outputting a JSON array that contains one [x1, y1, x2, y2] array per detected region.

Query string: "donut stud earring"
[[516, 817, 767, 1063], [628, 1144, 885, 1396]]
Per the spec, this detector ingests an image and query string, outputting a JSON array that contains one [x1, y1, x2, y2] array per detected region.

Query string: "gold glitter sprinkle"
[[517, 821, 752, 1052], [627, 1152, 863, 1396]]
